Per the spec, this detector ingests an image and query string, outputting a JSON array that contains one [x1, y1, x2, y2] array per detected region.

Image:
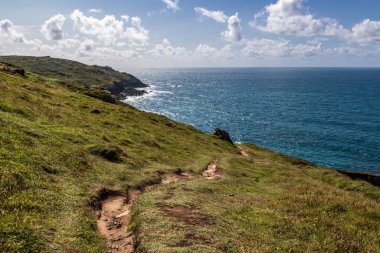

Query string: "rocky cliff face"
[[106, 75, 148, 99]]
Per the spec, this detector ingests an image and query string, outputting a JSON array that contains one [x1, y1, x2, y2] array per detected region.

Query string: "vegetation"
[[0, 55, 146, 89], [0, 59, 379, 253]]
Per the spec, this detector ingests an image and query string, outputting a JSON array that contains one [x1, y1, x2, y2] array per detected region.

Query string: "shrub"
[[89, 144, 124, 162]]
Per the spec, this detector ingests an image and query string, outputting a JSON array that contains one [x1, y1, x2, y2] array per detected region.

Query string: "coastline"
[[1, 58, 379, 252], [238, 142, 380, 186], [121, 87, 380, 182]]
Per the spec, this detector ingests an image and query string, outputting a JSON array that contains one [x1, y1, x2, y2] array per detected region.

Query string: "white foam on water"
[[122, 84, 172, 103]]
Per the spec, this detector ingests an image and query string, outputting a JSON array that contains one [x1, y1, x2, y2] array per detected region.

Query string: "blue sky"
[[1, 0, 380, 69]]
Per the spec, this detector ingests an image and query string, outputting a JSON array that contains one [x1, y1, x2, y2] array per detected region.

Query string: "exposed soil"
[[237, 145, 249, 157], [203, 160, 224, 180], [161, 172, 194, 184], [161, 175, 180, 184], [338, 170, 380, 187], [159, 204, 214, 226], [97, 190, 141, 253], [97, 172, 195, 252], [175, 232, 213, 247]]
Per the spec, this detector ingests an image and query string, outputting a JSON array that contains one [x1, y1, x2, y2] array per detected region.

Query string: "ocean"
[[124, 68, 380, 173]]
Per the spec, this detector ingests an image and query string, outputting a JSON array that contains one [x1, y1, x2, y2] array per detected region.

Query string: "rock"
[[15, 68, 25, 76], [84, 87, 117, 104], [106, 76, 148, 99], [338, 170, 380, 187], [118, 88, 147, 98], [213, 128, 233, 144]]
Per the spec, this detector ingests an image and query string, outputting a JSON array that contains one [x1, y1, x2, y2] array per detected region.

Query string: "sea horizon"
[[124, 66, 380, 71]]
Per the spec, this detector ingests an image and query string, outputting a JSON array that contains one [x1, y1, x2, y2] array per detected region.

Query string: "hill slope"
[[0, 55, 147, 98], [0, 61, 379, 253]]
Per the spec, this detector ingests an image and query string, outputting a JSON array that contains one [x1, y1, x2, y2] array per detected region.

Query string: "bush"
[[89, 144, 124, 162]]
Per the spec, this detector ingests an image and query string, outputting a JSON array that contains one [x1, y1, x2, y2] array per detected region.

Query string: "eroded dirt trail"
[[97, 160, 227, 251], [97, 190, 141, 253], [203, 160, 223, 180], [161, 172, 194, 184], [237, 145, 249, 157], [97, 173, 195, 252], [97, 147, 248, 251]]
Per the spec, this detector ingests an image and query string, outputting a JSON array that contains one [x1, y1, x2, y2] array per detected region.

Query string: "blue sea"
[[125, 68, 380, 173]]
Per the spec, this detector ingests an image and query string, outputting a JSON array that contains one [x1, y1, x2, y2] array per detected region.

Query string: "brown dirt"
[[174, 232, 213, 247], [337, 170, 380, 187], [237, 145, 249, 157], [203, 160, 224, 180], [97, 190, 141, 253], [160, 204, 214, 226], [161, 172, 194, 184], [97, 171, 195, 252], [161, 175, 180, 185]]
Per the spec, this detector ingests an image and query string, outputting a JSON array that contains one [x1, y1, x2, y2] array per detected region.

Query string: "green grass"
[[0, 61, 379, 253], [0, 55, 145, 88]]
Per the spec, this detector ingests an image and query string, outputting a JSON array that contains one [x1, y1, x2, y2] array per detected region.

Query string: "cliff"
[[0, 55, 148, 99]]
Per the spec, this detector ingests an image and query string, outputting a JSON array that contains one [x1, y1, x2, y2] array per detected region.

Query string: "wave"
[[123, 85, 173, 103]]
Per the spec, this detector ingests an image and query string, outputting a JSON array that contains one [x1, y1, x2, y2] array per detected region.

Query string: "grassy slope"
[[0, 56, 145, 88], [0, 63, 379, 253]]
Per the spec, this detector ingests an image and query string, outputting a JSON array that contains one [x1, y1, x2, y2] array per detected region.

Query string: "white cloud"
[[39, 38, 80, 53], [0, 19, 23, 42], [41, 14, 66, 40], [54, 38, 81, 50], [193, 8, 243, 43], [149, 38, 190, 58], [292, 43, 323, 57], [242, 39, 291, 57], [222, 13, 243, 42], [194, 7, 228, 23], [70, 10, 149, 45], [351, 19, 380, 43], [219, 44, 235, 59], [94, 48, 139, 60], [194, 44, 217, 56], [195, 44, 235, 59], [70, 9, 124, 44], [0, 19, 39, 45], [121, 15, 129, 22], [78, 39, 96, 56], [251, 0, 347, 37], [162, 0, 180, 12], [89, 9, 103, 14], [38, 37, 140, 61], [124, 16, 149, 46], [242, 39, 323, 57]]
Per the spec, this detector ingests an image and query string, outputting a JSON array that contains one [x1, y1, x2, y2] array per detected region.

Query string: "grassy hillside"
[[0, 61, 379, 253], [0, 56, 147, 97]]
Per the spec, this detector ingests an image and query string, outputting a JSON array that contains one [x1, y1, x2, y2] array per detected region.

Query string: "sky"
[[1, 0, 380, 69]]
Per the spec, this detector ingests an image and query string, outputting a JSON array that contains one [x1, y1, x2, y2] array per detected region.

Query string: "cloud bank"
[[1, 1, 380, 67]]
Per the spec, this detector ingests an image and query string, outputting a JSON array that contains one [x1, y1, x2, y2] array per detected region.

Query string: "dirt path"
[[97, 161, 228, 251], [97, 190, 141, 253], [161, 172, 194, 184], [97, 163, 225, 251], [97, 172, 194, 252], [203, 160, 223, 180], [237, 145, 249, 157]]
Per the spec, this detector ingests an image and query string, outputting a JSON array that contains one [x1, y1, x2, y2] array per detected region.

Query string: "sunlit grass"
[[0, 62, 379, 252]]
